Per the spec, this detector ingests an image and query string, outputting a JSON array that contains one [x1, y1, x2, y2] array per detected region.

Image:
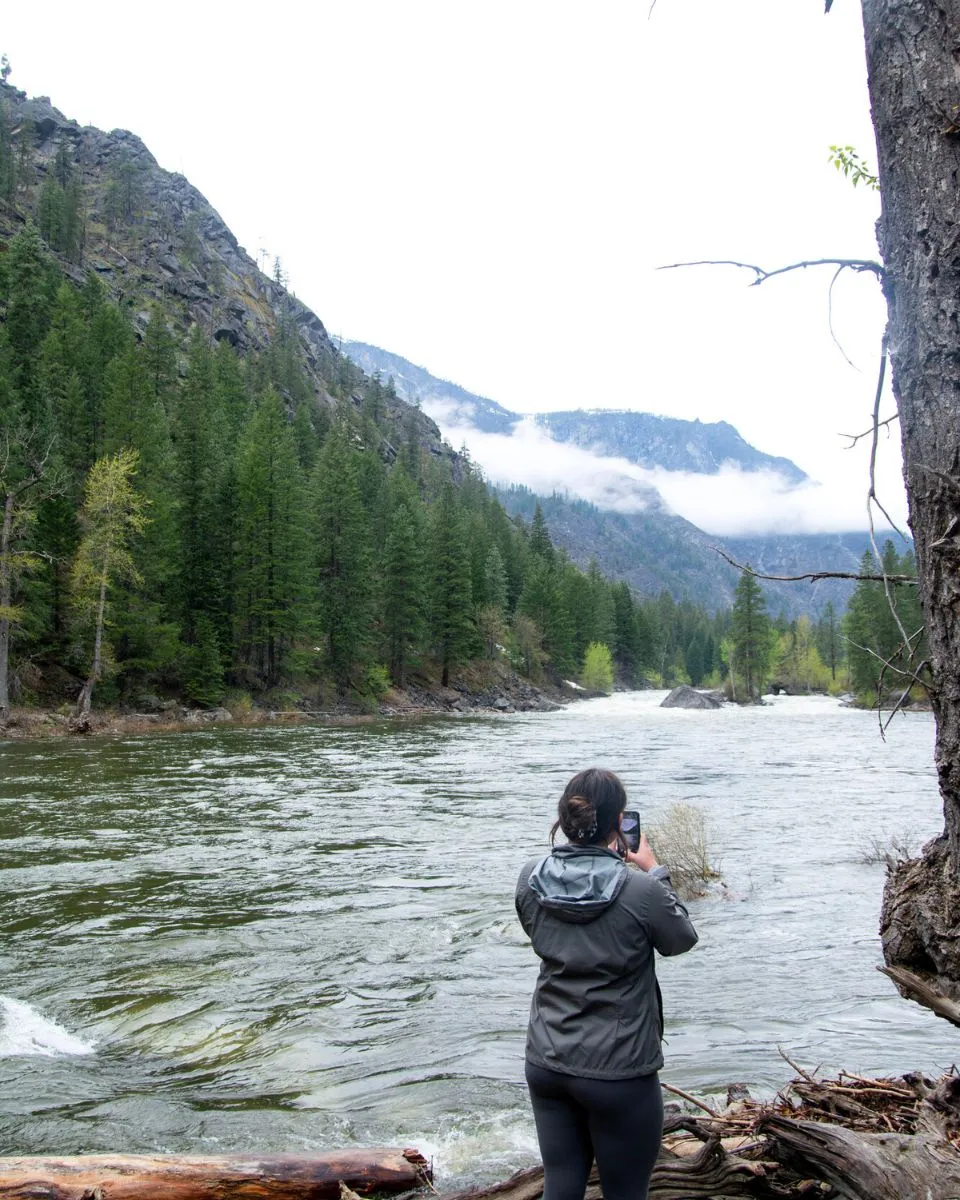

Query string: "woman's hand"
[[625, 832, 659, 872]]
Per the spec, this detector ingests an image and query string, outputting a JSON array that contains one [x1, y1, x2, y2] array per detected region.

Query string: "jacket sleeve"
[[644, 867, 698, 957], [515, 862, 535, 937]]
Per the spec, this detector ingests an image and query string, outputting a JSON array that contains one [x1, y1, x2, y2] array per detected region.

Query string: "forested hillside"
[[0, 79, 689, 715], [0, 77, 908, 719]]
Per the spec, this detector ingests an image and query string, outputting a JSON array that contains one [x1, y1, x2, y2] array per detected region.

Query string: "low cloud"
[[426, 409, 907, 537]]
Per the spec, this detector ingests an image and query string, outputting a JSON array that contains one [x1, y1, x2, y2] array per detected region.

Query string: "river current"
[[0, 693, 947, 1183]]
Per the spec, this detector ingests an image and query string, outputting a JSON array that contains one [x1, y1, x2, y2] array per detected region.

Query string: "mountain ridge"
[[345, 340, 879, 617], [343, 338, 808, 480]]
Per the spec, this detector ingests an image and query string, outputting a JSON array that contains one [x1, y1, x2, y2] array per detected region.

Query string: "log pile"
[[439, 1068, 960, 1200]]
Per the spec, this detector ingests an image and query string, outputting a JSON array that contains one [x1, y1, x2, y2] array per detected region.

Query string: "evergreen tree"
[[483, 545, 509, 614], [233, 387, 309, 685], [817, 601, 841, 682], [175, 328, 227, 634], [529, 502, 555, 563], [383, 500, 426, 686], [311, 424, 373, 692], [844, 543, 922, 698], [519, 558, 574, 677], [184, 613, 226, 708], [429, 481, 474, 687], [731, 569, 772, 701]]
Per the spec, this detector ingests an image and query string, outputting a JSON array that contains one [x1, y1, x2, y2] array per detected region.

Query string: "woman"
[[515, 768, 698, 1200]]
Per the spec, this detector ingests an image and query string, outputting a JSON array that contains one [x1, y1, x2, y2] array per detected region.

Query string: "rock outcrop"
[[0, 81, 450, 459], [660, 685, 722, 710]]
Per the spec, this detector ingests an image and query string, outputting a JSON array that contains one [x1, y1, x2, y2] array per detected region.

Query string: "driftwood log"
[[437, 1069, 960, 1200], [0, 1149, 432, 1200], [762, 1115, 960, 1200]]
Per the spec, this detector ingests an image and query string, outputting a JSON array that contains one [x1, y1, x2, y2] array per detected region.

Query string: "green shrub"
[[581, 642, 614, 693]]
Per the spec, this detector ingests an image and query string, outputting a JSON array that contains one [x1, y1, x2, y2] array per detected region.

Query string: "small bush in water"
[[646, 803, 719, 899]]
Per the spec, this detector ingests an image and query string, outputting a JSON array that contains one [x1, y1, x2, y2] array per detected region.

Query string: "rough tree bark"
[[862, 1, 960, 996]]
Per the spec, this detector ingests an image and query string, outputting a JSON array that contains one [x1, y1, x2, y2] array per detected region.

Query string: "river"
[[0, 693, 946, 1183]]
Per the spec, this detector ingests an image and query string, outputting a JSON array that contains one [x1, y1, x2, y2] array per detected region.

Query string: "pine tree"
[[233, 387, 309, 686], [731, 569, 771, 701], [175, 328, 226, 635], [529, 502, 555, 564], [383, 500, 426, 686], [483, 545, 509, 614], [184, 613, 226, 708], [311, 425, 373, 692], [519, 558, 574, 677], [429, 481, 474, 687]]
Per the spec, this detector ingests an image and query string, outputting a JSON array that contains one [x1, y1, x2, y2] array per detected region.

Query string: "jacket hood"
[[527, 845, 628, 923]]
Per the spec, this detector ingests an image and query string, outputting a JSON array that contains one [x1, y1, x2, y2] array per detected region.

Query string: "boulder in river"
[[660, 685, 722, 710]]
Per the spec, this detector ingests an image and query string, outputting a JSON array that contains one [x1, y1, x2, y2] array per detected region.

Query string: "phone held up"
[[620, 810, 641, 855]]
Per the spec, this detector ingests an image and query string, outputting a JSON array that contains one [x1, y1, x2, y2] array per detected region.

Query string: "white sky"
[[2, 1, 907, 534]]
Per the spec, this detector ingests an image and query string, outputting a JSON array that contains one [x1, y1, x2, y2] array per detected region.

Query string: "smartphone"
[[621, 810, 641, 854]]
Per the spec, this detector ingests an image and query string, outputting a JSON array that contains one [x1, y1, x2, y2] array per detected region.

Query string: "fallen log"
[[0, 1149, 432, 1200], [437, 1068, 960, 1200], [761, 1114, 960, 1200]]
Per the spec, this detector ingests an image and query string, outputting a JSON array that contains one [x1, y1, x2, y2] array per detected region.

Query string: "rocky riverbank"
[[0, 661, 581, 740]]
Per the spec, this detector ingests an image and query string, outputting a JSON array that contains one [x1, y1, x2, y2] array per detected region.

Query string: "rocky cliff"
[[0, 81, 449, 458]]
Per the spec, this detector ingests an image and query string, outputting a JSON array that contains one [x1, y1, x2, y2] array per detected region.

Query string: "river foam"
[[0, 996, 94, 1057]]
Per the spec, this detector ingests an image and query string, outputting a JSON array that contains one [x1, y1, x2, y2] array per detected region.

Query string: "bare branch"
[[660, 1081, 718, 1117], [713, 546, 915, 584], [658, 257, 885, 285], [865, 339, 913, 665], [844, 639, 927, 685], [841, 412, 899, 447], [882, 673, 929, 735], [827, 265, 860, 369], [777, 1045, 818, 1083]]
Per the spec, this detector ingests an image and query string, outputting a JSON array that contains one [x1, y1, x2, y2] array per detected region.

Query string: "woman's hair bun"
[[560, 794, 598, 841], [551, 768, 627, 846]]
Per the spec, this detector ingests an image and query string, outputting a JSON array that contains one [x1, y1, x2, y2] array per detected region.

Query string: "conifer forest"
[[0, 89, 914, 716]]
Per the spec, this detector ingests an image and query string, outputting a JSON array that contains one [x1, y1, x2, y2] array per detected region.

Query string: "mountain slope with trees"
[[343, 340, 881, 617], [0, 75, 749, 720]]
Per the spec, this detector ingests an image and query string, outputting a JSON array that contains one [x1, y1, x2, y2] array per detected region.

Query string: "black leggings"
[[525, 1061, 663, 1200]]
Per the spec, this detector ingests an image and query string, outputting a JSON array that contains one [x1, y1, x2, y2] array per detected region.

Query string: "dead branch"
[[712, 546, 915, 584], [878, 965, 960, 1028], [658, 256, 885, 285], [777, 1044, 818, 1083], [660, 1081, 719, 1117], [842, 412, 899, 447], [828, 264, 860, 368]]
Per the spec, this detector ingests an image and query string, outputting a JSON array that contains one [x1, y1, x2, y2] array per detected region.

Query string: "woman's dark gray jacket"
[[515, 844, 698, 1080]]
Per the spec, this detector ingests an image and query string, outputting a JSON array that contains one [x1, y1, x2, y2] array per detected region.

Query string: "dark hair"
[[551, 768, 627, 847]]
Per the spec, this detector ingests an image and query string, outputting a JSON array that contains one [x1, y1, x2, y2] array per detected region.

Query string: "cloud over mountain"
[[344, 339, 904, 538]]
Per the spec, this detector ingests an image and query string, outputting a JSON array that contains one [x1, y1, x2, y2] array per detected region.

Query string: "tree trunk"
[[760, 1115, 960, 1200], [0, 490, 14, 720], [0, 1149, 431, 1200], [75, 570, 108, 719], [862, 1, 960, 994]]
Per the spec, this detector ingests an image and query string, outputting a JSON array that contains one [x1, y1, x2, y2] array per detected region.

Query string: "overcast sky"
[[3, 1, 906, 535]]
